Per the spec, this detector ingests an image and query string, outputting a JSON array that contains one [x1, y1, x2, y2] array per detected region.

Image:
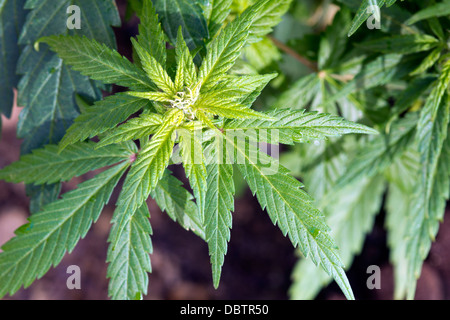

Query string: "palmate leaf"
[[220, 131, 354, 300], [17, 0, 121, 152], [0, 0, 26, 118], [59, 93, 152, 150], [107, 202, 153, 300], [0, 161, 129, 298], [203, 141, 235, 288], [223, 109, 378, 145], [0, 141, 132, 185], [111, 110, 184, 246]]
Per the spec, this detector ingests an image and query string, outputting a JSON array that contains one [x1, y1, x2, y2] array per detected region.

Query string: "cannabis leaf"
[[0, 0, 380, 300]]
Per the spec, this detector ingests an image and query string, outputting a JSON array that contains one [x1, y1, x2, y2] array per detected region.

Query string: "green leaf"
[[0, 141, 132, 185], [385, 149, 420, 300], [204, 141, 235, 288], [207, 0, 233, 37], [290, 176, 385, 300], [59, 93, 152, 150], [199, 101, 274, 120], [26, 183, 61, 214], [111, 110, 183, 246], [97, 114, 163, 149], [0, 161, 129, 298], [358, 34, 439, 55], [406, 124, 450, 299], [197, 0, 269, 89], [41, 35, 155, 91], [0, 0, 27, 118], [131, 38, 176, 95], [107, 202, 153, 300], [137, 0, 167, 68], [223, 109, 378, 145], [203, 73, 277, 107], [178, 127, 208, 226], [222, 131, 354, 300], [406, 62, 450, 299], [405, 0, 450, 25], [151, 170, 205, 239], [175, 28, 198, 90], [153, 0, 209, 50], [246, 0, 293, 44], [348, 0, 386, 37]]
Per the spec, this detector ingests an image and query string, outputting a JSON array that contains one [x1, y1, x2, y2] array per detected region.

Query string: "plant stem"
[[268, 35, 318, 72]]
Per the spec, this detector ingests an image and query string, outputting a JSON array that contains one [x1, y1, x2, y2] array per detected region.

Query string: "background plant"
[[0, 0, 449, 300]]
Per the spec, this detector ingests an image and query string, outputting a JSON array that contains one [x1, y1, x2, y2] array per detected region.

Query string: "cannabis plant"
[[1, 0, 448, 301], [0, 0, 378, 300]]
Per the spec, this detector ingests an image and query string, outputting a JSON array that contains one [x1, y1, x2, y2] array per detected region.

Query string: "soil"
[[1, 0, 450, 300]]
